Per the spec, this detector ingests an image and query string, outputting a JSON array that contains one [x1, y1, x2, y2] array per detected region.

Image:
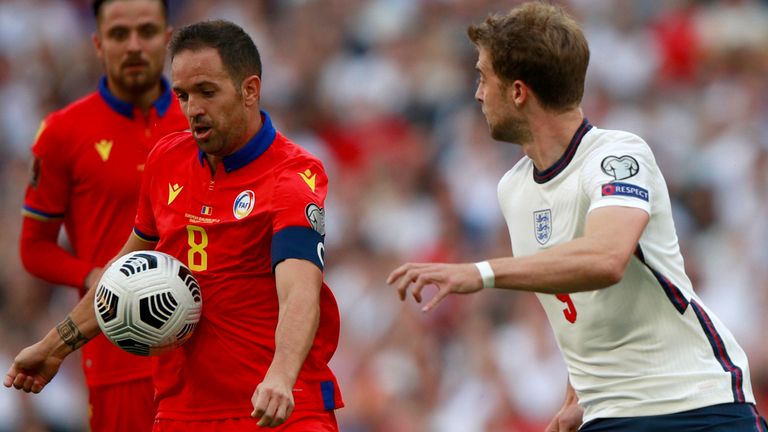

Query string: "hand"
[[251, 372, 295, 428], [3, 340, 65, 393], [386, 262, 484, 312], [545, 399, 583, 432]]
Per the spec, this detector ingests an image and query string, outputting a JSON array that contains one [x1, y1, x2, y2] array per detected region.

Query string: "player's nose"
[[126, 30, 142, 52], [186, 96, 206, 118]]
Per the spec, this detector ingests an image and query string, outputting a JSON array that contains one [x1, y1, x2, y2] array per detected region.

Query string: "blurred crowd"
[[1, 0, 767, 431]]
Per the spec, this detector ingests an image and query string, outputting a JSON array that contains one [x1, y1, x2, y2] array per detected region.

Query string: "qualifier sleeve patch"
[[601, 155, 639, 180], [305, 203, 325, 235], [601, 182, 649, 201]]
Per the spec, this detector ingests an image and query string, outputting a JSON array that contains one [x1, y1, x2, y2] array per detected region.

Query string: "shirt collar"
[[197, 110, 276, 173], [533, 118, 593, 184], [98, 75, 173, 119]]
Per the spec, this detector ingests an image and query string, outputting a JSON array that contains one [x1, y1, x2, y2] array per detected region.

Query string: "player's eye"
[[108, 28, 129, 41], [175, 92, 188, 102], [138, 24, 161, 39], [201, 90, 215, 98]]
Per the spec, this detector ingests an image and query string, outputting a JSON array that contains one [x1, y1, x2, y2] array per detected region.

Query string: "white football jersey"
[[497, 121, 754, 422]]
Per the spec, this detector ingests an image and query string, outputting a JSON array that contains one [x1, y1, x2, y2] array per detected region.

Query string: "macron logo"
[[168, 183, 184, 205], [95, 139, 113, 162], [299, 169, 317, 193], [601, 182, 649, 201]]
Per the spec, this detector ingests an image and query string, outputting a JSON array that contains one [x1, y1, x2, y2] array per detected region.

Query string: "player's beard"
[[192, 120, 234, 157], [485, 84, 532, 144], [193, 95, 249, 157], [113, 66, 162, 96], [490, 112, 532, 144]]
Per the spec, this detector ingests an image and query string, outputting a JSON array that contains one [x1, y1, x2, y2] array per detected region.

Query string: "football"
[[94, 251, 202, 356]]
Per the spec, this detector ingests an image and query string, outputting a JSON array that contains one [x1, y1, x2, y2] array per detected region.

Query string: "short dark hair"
[[467, 2, 589, 111], [92, 0, 169, 22], [169, 20, 263, 87]]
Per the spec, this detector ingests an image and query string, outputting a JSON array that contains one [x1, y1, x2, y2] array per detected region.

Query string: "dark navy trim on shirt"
[[533, 119, 593, 184], [133, 227, 160, 243], [634, 246, 689, 314], [197, 110, 276, 173], [152, 78, 173, 117], [98, 76, 173, 119], [634, 245, 745, 404], [690, 301, 746, 403], [22, 205, 64, 220]]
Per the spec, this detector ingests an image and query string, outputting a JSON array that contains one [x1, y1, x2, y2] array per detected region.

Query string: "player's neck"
[[203, 112, 264, 176], [204, 154, 220, 176], [108, 79, 163, 116], [522, 108, 584, 172]]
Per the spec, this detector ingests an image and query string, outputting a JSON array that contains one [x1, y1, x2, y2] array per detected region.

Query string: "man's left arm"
[[390, 206, 649, 311], [390, 137, 657, 311], [251, 258, 322, 428], [490, 205, 648, 293]]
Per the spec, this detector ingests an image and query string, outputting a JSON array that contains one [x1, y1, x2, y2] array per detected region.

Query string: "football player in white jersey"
[[387, 3, 767, 432]]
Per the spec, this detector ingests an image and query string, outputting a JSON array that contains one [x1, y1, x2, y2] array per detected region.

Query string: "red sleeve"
[[19, 117, 93, 290], [23, 117, 71, 219], [272, 157, 328, 231], [270, 155, 328, 270], [19, 217, 94, 290]]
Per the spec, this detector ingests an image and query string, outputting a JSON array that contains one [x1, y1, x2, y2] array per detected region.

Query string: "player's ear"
[[92, 32, 104, 59], [241, 75, 261, 107], [164, 26, 173, 44], [510, 80, 528, 108]]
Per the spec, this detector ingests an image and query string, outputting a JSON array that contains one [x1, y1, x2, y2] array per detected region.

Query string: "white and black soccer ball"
[[94, 251, 202, 356]]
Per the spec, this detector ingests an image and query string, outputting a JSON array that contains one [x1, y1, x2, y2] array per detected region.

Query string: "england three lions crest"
[[534, 209, 552, 245]]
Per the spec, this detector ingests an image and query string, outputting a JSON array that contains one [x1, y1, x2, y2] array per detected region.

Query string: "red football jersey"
[[23, 77, 189, 387], [134, 112, 343, 420]]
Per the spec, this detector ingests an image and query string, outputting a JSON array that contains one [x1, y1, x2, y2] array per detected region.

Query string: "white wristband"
[[474, 261, 495, 289]]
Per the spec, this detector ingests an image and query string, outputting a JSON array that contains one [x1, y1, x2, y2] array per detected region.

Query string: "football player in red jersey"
[[5, 19, 344, 431], [15, 0, 187, 431]]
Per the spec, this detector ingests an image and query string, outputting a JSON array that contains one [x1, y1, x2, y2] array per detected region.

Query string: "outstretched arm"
[[388, 206, 649, 311], [4, 233, 155, 393], [251, 258, 323, 428], [490, 205, 648, 293], [3, 280, 100, 393]]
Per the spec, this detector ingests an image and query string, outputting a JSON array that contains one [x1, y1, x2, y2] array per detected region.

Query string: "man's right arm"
[[4, 233, 155, 393], [20, 117, 98, 290], [20, 217, 97, 290]]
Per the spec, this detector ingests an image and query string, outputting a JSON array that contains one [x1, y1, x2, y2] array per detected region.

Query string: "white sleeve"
[[580, 135, 655, 215]]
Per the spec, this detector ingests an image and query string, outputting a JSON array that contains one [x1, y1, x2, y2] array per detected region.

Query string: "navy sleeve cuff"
[[272, 226, 325, 272], [133, 227, 160, 242]]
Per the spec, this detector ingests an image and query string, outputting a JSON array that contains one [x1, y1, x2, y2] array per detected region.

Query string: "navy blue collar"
[[98, 76, 173, 119], [533, 119, 592, 184], [198, 110, 276, 173]]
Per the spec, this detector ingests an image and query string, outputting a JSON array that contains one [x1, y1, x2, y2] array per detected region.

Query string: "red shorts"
[[152, 410, 339, 432], [89, 377, 156, 432]]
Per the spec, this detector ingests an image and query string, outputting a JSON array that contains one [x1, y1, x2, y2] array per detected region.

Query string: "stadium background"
[[0, 0, 766, 430]]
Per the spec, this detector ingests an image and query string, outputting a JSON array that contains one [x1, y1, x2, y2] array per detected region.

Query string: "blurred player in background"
[[17, 0, 187, 430], [6, 19, 344, 431], [388, 2, 768, 431]]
